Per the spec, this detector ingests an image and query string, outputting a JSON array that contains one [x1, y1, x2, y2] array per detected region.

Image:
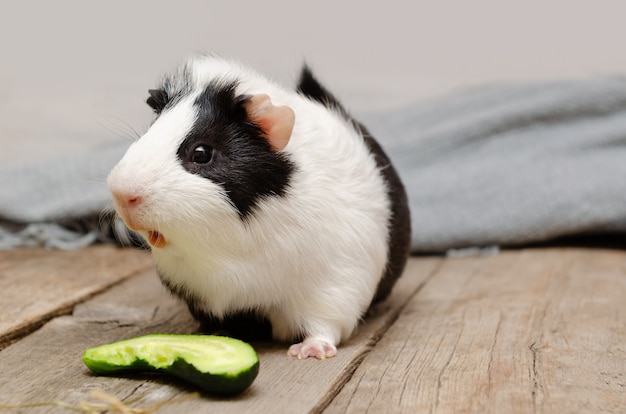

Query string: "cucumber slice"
[[82, 334, 259, 395]]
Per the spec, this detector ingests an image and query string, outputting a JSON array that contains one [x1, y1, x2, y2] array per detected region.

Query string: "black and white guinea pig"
[[107, 54, 411, 360]]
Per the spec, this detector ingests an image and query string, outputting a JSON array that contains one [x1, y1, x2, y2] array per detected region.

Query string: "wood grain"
[[0, 245, 152, 348], [0, 256, 441, 413], [325, 248, 626, 414]]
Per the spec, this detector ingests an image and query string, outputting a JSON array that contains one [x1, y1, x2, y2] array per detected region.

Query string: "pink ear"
[[243, 94, 295, 151]]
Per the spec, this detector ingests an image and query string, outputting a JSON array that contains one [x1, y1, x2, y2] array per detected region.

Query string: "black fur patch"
[[358, 124, 412, 304], [297, 65, 350, 119], [297, 66, 412, 305], [177, 80, 295, 218], [146, 89, 169, 114]]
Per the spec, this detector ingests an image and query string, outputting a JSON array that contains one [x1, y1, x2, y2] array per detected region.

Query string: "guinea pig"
[[107, 54, 411, 360]]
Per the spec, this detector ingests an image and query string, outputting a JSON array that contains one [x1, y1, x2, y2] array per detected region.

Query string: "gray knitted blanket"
[[3, 77, 626, 253]]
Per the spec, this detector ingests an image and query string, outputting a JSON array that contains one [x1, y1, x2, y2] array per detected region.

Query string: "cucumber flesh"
[[82, 334, 259, 395]]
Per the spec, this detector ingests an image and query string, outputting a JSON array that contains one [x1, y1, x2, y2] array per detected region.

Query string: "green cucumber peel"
[[82, 334, 259, 395]]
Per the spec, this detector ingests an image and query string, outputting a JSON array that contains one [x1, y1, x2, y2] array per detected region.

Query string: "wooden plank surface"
[[325, 248, 626, 414], [0, 254, 441, 413], [0, 245, 152, 349]]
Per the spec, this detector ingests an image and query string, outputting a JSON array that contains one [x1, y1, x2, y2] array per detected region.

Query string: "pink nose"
[[111, 191, 142, 209]]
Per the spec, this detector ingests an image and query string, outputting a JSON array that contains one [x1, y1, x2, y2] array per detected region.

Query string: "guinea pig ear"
[[146, 89, 169, 113], [242, 94, 295, 151]]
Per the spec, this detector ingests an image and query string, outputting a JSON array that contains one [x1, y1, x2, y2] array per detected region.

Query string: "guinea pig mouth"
[[147, 231, 167, 248]]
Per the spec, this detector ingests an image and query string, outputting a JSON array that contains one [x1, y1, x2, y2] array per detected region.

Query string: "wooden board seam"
[[0, 263, 151, 351], [311, 258, 445, 413]]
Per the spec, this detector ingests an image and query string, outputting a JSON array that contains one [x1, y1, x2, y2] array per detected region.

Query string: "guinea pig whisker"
[[96, 115, 142, 142]]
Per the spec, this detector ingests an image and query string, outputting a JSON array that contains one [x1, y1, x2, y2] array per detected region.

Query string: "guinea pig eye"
[[190, 145, 214, 164]]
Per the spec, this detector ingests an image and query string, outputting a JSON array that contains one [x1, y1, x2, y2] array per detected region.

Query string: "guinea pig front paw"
[[287, 338, 337, 360]]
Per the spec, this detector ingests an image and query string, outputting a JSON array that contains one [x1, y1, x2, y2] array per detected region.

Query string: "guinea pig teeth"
[[148, 231, 167, 248]]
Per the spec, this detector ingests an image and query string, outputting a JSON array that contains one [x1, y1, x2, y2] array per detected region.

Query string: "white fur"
[[107, 56, 391, 356]]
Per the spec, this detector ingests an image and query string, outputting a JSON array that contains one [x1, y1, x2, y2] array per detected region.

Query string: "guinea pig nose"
[[111, 191, 143, 209]]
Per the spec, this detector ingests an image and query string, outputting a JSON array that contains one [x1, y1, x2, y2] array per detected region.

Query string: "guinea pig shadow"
[[192, 311, 276, 343], [192, 305, 391, 346]]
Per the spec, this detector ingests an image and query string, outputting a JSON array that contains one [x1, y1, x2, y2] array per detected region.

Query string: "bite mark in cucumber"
[[82, 334, 259, 395]]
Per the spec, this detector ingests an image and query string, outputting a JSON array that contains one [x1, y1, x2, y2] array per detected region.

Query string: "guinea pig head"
[[107, 80, 295, 250]]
